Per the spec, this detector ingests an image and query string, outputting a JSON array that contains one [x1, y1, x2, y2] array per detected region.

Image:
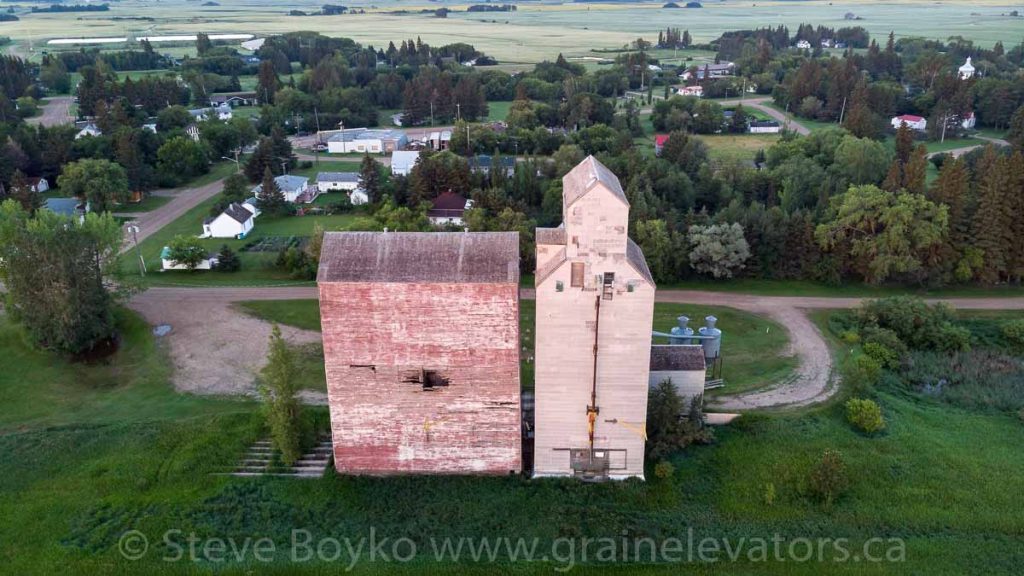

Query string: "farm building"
[[189, 104, 233, 121], [317, 231, 522, 475], [427, 130, 452, 150], [532, 155, 656, 481], [326, 128, 408, 154], [391, 150, 421, 176], [749, 120, 782, 134], [209, 92, 258, 107], [679, 62, 734, 81], [469, 154, 516, 176], [675, 85, 703, 98], [26, 177, 49, 193], [428, 192, 473, 226]]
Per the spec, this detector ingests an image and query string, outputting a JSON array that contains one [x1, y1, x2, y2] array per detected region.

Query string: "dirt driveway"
[[129, 292, 322, 400], [26, 96, 74, 127]]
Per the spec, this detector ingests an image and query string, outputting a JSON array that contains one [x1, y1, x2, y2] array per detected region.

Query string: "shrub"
[[653, 460, 674, 480], [646, 381, 713, 459], [862, 342, 900, 370], [808, 449, 849, 508], [1002, 320, 1024, 348], [856, 297, 966, 352], [862, 327, 908, 358], [844, 354, 881, 393], [845, 398, 886, 433], [839, 330, 860, 345], [212, 245, 240, 272]]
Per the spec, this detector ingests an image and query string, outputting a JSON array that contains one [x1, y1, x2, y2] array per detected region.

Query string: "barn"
[[317, 231, 522, 475]]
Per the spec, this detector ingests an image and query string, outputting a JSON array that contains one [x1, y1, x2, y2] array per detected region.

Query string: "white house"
[[74, 123, 102, 139], [189, 104, 233, 122], [202, 202, 256, 239], [891, 114, 927, 131], [749, 120, 782, 134], [142, 121, 158, 133], [427, 191, 473, 226], [675, 85, 703, 98], [962, 111, 977, 130], [252, 174, 312, 203], [391, 150, 420, 176], [958, 57, 975, 80], [326, 128, 408, 154], [316, 172, 360, 193], [26, 177, 49, 193], [161, 246, 218, 271], [795, 39, 812, 50]]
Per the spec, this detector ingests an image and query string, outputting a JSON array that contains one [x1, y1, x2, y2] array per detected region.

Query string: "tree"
[[842, 78, 880, 139], [257, 167, 288, 216], [8, 170, 41, 213], [0, 201, 124, 355], [971, 148, 1015, 283], [633, 219, 672, 283], [808, 449, 849, 508], [156, 136, 209, 186], [687, 223, 750, 278], [156, 105, 192, 131], [57, 159, 130, 213], [903, 144, 928, 195], [195, 32, 213, 56], [1008, 104, 1024, 151], [259, 325, 303, 466], [816, 185, 948, 284], [256, 61, 281, 105], [358, 154, 382, 203], [213, 244, 241, 272], [646, 380, 710, 460], [166, 235, 208, 270], [832, 135, 890, 186]]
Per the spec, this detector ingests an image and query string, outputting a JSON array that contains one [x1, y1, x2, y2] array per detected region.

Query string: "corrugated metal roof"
[[562, 155, 629, 209], [650, 345, 706, 371], [318, 231, 519, 284]]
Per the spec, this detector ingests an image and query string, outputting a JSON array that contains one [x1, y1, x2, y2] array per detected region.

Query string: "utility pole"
[[127, 223, 145, 277], [430, 100, 434, 127], [838, 96, 847, 125], [456, 102, 461, 122]]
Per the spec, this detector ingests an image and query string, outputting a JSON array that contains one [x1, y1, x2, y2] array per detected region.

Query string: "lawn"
[[2, 305, 1024, 573], [237, 298, 794, 395], [123, 188, 359, 286], [700, 134, 779, 164], [290, 160, 362, 179], [119, 193, 173, 213]]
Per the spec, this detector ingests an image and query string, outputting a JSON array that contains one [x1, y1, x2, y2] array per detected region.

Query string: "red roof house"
[[654, 135, 670, 156]]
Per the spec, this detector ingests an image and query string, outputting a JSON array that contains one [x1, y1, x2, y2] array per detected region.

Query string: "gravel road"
[[26, 96, 74, 127], [131, 286, 1024, 410]]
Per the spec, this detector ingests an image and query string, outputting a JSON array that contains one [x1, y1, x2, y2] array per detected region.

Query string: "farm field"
[[2, 307, 1024, 573], [237, 298, 795, 394], [4, 0, 1020, 65]]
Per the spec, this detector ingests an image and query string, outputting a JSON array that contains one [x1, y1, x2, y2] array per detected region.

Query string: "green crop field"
[[4, 0, 1019, 65]]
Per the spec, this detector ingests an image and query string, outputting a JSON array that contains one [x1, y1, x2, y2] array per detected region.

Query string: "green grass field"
[[2, 306, 1023, 573], [701, 134, 779, 164], [236, 298, 794, 395]]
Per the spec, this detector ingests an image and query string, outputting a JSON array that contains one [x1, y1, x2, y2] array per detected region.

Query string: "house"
[[469, 154, 515, 176], [958, 57, 975, 80], [185, 123, 201, 142], [795, 39, 812, 50], [891, 114, 927, 131], [188, 104, 232, 122], [390, 112, 405, 127], [316, 172, 368, 204], [647, 64, 662, 72], [678, 62, 734, 81], [749, 120, 782, 134], [675, 85, 703, 98], [654, 134, 670, 156], [209, 92, 257, 107], [74, 123, 101, 139], [326, 128, 408, 154], [160, 246, 218, 271], [26, 177, 49, 193], [142, 120, 158, 133], [820, 38, 833, 48], [43, 197, 87, 221], [427, 130, 452, 151], [252, 174, 313, 203], [533, 155, 656, 481], [316, 231, 522, 475], [391, 150, 421, 176], [428, 192, 473, 226], [962, 111, 977, 129], [202, 202, 256, 238], [316, 172, 360, 193]]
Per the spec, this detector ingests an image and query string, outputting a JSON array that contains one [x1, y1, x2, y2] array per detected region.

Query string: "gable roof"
[[391, 150, 420, 171], [317, 171, 359, 183], [221, 202, 254, 224], [654, 134, 670, 147], [562, 155, 629, 210], [894, 114, 924, 122], [431, 191, 469, 212], [627, 238, 655, 286], [318, 231, 519, 284]]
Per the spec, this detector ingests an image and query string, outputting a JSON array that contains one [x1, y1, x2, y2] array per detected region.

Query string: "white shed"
[[202, 202, 256, 239]]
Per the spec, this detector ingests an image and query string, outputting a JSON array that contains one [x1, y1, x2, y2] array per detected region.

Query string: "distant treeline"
[[31, 3, 109, 12], [56, 42, 167, 72], [466, 4, 516, 12], [0, 13, 17, 21]]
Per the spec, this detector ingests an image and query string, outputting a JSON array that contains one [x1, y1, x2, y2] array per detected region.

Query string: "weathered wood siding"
[[319, 281, 521, 475]]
